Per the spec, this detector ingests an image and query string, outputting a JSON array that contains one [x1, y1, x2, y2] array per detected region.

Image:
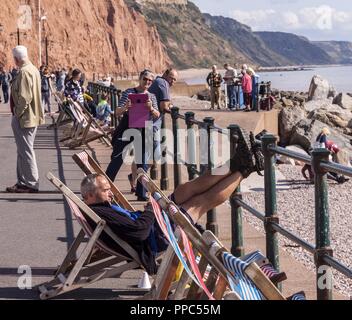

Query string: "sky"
[[191, 0, 352, 41]]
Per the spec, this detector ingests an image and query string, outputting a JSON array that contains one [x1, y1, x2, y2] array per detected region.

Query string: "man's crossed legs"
[[171, 127, 264, 223], [173, 169, 243, 223]]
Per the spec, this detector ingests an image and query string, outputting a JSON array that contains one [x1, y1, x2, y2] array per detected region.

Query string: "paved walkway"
[[0, 102, 347, 300]]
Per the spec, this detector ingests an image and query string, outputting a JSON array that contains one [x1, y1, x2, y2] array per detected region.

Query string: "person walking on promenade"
[[106, 69, 160, 202], [206, 65, 222, 110], [0, 67, 11, 104], [223, 63, 237, 110], [242, 68, 252, 112], [41, 66, 53, 113], [56, 68, 66, 92], [6, 46, 44, 193]]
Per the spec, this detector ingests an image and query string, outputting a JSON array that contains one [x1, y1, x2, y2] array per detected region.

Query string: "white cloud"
[[281, 12, 300, 29], [231, 9, 276, 29], [231, 5, 352, 34]]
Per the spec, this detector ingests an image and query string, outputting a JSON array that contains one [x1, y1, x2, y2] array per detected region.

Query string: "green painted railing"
[[167, 107, 352, 300], [87, 82, 352, 299]]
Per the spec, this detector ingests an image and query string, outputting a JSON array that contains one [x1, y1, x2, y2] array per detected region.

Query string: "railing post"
[[204, 117, 218, 236], [312, 148, 333, 300], [160, 116, 169, 190], [185, 112, 197, 181], [228, 125, 244, 257], [171, 107, 182, 189], [261, 134, 280, 276]]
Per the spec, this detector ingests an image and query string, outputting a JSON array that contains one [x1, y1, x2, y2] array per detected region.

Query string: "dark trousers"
[[2, 85, 9, 103], [106, 128, 150, 198]]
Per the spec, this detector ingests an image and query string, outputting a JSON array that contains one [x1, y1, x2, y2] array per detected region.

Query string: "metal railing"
[[87, 83, 352, 299], [165, 107, 352, 300]]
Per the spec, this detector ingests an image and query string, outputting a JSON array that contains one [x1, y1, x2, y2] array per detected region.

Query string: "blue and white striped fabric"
[[289, 292, 306, 300], [243, 251, 265, 264], [223, 252, 265, 300]]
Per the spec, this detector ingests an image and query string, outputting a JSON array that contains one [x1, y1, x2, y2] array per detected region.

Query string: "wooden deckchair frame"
[[72, 150, 135, 211], [38, 172, 144, 300], [57, 98, 113, 149], [47, 92, 73, 129], [136, 169, 287, 300]]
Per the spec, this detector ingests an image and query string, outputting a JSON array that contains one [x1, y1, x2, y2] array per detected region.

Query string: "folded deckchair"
[[60, 99, 113, 149], [38, 173, 144, 300], [72, 150, 135, 211], [47, 92, 73, 129], [136, 169, 304, 300]]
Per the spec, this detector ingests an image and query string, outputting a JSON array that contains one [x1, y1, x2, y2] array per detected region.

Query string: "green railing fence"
[[88, 82, 352, 300]]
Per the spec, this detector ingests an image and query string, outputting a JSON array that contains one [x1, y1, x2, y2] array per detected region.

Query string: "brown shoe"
[[6, 184, 39, 194]]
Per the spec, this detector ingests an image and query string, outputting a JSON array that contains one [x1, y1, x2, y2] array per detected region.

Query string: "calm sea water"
[[183, 65, 352, 93]]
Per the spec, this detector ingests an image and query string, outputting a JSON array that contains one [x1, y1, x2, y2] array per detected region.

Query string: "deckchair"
[[47, 91, 73, 129], [72, 150, 135, 211], [38, 173, 145, 300], [60, 99, 113, 149], [136, 169, 304, 300]]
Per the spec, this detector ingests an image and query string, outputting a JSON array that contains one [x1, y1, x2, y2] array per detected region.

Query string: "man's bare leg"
[[172, 166, 232, 205], [180, 171, 243, 222]]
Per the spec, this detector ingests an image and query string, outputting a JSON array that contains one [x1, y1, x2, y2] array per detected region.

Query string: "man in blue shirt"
[[148, 68, 178, 161]]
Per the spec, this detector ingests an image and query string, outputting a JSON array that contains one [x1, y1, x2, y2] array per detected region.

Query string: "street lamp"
[[38, 0, 47, 66], [10, 28, 28, 46]]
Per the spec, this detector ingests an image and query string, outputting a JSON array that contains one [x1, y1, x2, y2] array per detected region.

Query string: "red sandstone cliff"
[[0, 0, 170, 74]]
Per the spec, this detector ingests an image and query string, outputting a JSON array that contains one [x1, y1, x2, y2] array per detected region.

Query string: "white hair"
[[81, 174, 102, 199], [13, 45, 28, 61]]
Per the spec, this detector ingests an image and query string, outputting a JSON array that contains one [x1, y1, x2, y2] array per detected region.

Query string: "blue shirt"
[[148, 76, 171, 128]]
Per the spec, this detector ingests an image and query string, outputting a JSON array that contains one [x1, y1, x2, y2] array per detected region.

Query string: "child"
[[96, 93, 113, 126]]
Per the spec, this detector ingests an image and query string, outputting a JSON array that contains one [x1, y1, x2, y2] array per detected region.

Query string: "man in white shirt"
[[223, 63, 238, 110]]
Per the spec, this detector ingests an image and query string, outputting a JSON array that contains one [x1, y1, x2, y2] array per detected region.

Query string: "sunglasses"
[[143, 77, 153, 83]]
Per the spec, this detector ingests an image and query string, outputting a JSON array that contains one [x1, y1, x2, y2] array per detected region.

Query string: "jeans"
[[226, 85, 237, 108], [2, 85, 9, 103], [106, 128, 151, 198], [42, 90, 51, 113]]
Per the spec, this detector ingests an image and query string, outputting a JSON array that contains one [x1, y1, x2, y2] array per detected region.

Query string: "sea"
[[182, 65, 352, 93]]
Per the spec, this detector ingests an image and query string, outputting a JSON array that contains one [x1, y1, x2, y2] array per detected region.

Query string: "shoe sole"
[[235, 127, 255, 164]]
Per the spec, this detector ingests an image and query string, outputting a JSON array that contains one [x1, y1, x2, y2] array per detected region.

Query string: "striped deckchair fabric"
[[136, 169, 289, 301], [288, 291, 306, 300], [223, 252, 265, 300], [242, 251, 287, 285]]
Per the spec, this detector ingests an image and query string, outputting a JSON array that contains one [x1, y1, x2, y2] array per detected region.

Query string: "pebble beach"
[[243, 165, 352, 298]]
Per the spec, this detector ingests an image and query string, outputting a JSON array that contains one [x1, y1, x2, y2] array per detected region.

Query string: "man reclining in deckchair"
[[81, 129, 264, 275]]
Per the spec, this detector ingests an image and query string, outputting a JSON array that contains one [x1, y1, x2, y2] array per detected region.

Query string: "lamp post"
[[38, 0, 47, 66], [10, 28, 28, 46]]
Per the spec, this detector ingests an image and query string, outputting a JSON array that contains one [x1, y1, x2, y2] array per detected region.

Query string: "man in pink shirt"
[[241, 69, 252, 111]]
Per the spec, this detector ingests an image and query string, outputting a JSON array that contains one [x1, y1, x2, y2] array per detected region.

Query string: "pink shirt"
[[242, 74, 252, 93]]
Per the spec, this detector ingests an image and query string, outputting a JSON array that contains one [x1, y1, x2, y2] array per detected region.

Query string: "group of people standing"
[[206, 63, 256, 112]]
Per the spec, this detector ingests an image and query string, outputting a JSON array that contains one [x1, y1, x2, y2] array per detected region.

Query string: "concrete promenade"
[[0, 102, 347, 300]]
